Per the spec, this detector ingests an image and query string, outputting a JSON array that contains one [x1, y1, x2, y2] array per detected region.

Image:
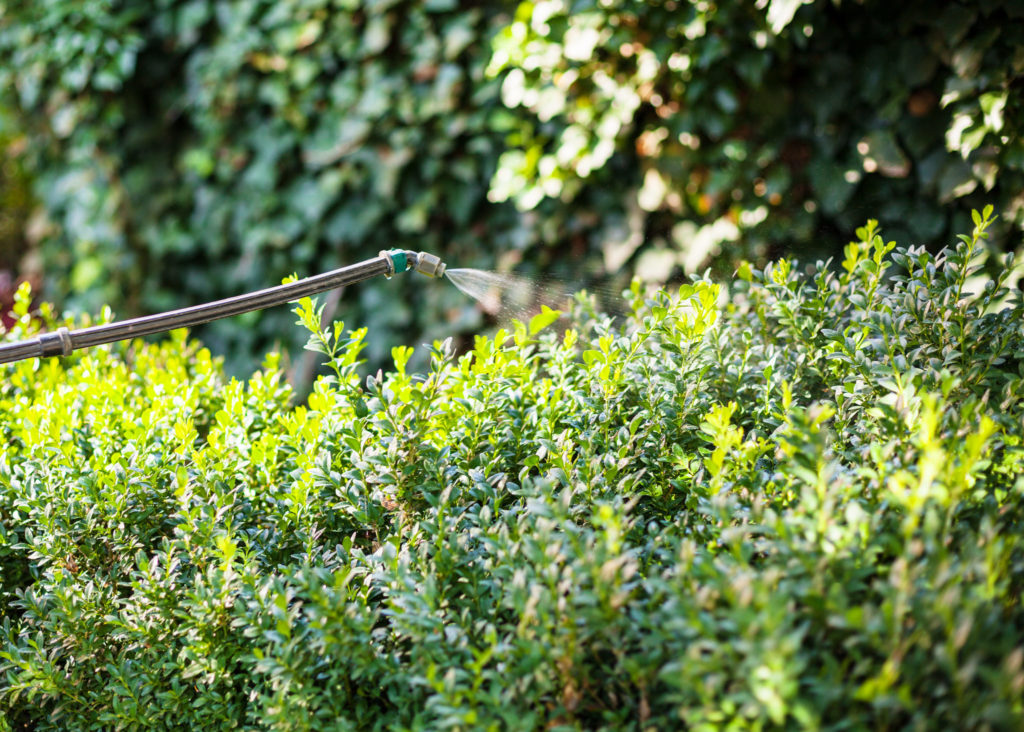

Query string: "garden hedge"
[[491, 0, 1024, 268], [1, 210, 1023, 729], [1, 0, 1022, 373]]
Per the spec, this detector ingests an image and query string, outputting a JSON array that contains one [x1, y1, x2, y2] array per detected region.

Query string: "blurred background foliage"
[[0, 0, 1022, 375], [490, 0, 1024, 274], [0, 106, 33, 330], [0, 0, 525, 376]]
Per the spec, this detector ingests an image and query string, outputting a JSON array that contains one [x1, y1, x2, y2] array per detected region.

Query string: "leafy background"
[[0, 0, 1022, 372]]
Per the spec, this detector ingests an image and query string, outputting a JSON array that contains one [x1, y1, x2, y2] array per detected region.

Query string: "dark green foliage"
[[491, 0, 1024, 270], [3, 1, 1023, 373], [0, 108, 32, 310], [2, 210, 1023, 729], [0, 0, 527, 373]]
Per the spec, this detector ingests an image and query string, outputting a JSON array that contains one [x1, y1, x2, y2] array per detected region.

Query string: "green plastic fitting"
[[379, 249, 409, 278]]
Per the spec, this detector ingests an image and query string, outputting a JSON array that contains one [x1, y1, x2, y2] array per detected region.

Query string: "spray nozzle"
[[379, 250, 446, 279], [412, 251, 446, 278]]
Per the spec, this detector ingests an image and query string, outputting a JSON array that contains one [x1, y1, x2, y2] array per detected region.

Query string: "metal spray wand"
[[0, 249, 446, 365]]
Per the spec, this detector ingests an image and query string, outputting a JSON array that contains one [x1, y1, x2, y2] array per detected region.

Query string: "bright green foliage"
[[490, 0, 1024, 271], [2, 211, 1023, 729]]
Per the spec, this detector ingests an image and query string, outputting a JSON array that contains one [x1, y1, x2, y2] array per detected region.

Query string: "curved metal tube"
[[0, 249, 443, 365]]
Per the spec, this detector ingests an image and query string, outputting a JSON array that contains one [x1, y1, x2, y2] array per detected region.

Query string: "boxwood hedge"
[[1, 209, 1023, 729]]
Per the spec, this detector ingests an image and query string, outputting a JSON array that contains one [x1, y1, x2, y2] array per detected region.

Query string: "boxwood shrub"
[[1, 208, 1023, 729]]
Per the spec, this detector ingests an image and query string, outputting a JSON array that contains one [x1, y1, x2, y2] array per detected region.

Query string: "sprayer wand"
[[0, 249, 446, 365]]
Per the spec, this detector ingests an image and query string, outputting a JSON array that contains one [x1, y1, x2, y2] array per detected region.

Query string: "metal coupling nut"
[[414, 251, 446, 278], [379, 249, 409, 278], [38, 326, 73, 358]]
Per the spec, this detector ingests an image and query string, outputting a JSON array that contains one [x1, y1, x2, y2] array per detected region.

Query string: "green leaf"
[[528, 305, 561, 335], [766, 0, 812, 33]]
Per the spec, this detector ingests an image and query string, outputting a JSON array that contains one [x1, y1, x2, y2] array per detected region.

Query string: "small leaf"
[[529, 305, 562, 335]]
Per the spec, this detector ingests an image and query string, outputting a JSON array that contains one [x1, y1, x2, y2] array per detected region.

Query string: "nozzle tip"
[[414, 251, 446, 278]]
